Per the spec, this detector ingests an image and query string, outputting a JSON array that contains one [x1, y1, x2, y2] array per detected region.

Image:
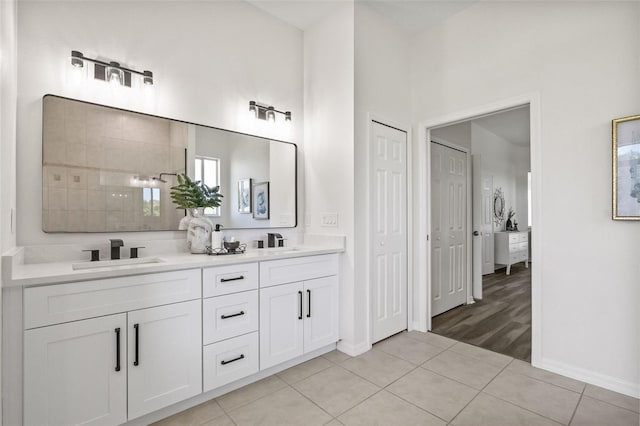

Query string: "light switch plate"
[[320, 213, 338, 227]]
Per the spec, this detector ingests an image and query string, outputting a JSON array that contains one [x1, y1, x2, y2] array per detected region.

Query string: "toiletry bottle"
[[212, 224, 223, 249]]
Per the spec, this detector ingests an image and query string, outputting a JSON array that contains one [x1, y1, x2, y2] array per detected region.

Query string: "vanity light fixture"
[[69, 50, 154, 87], [249, 101, 291, 123]]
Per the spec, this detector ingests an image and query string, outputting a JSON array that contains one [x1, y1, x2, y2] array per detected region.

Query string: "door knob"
[[473, 231, 480, 236]]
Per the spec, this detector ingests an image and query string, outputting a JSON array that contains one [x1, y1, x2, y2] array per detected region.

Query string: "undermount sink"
[[261, 247, 302, 255], [72, 257, 165, 270]]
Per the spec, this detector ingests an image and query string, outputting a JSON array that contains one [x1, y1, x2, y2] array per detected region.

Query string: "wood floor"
[[431, 263, 532, 362]]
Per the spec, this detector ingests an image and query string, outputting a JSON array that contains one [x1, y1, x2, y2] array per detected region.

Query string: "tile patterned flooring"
[[153, 331, 639, 426]]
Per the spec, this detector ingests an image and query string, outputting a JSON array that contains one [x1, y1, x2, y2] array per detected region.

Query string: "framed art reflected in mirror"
[[238, 178, 252, 214], [613, 114, 640, 220]]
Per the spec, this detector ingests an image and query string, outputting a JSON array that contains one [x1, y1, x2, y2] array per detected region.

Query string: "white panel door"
[[259, 282, 304, 369], [371, 122, 408, 343], [431, 142, 467, 317], [127, 300, 202, 420], [303, 276, 339, 352], [481, 174, 495, 275], [24, 314, 127, 426], [472, 155, 494, 300]]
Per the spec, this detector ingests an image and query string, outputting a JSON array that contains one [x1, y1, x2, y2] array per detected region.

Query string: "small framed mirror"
[[493, 187, 505, 227], [612, 114, 640, 220]]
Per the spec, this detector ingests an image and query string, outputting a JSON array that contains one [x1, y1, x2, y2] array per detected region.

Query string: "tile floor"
[[153, 331, 640, 426]]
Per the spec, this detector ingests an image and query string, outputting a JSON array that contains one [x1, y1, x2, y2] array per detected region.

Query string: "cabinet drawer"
[[203, 290, 258, 344], [260, 254, 339, 288], [203, 332, 259, 392], [203, 263, 258, 297], [516, 242, 528, 253], [508, 232, 527, 243], [510, 251, 527, 263], [24, 269, 201, 329]]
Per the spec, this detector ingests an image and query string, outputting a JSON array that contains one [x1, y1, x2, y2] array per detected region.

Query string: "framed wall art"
[[238, 178, 252, 213], [252, 181, 269, 220], [612, 115, 640, 220]]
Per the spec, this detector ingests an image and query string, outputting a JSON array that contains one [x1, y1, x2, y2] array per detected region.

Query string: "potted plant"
[[170, 173, 223, 253], [506, 207, 516, 231]]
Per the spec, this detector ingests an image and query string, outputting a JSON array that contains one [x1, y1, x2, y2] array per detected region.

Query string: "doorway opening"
[[428, 105, 532, 362]]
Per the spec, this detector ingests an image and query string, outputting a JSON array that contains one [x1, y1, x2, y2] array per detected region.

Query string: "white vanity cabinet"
[[259, 255, 339, 370], [23, 269, 202, 426], [202, 262, 260, 392], [494, 231, 529, 275], [127, 300, 202, 419], [14, 251, 342, 426], [24, 314, 128, 426]]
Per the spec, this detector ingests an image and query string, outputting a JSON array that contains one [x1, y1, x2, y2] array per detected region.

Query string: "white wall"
[[471, 122, 530, 231], [303, 4, 356, 353], [17, 1, 304, 246], [354, 3, 410, 346], [0, 0, 18, 419], [431, 121, 471, 151], [411, 1, 640, 395]]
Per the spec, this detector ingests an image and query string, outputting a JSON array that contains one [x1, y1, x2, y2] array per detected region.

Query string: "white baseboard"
[[337, 340, 371, 357], [535, 358, 640, 399]]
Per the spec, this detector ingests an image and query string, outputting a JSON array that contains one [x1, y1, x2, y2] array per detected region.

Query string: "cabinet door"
[[303, 276, 339, 353], [24, 314, 127, 426], [259, 282, 304, 370], [127, 300, 202, 420]]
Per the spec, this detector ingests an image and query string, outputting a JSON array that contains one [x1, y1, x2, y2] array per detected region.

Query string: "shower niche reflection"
[[41, 95, 297, 232]]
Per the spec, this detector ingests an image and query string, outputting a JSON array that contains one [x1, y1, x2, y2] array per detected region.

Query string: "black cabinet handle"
[[298, 291, 303, 320], [221, 354, 245, 365], [307, 289, 311, 318], [221, 311, 245, 319], [133, 323, 139, 366], [115, 327, 121, 372], [220, 275, 244, 283]]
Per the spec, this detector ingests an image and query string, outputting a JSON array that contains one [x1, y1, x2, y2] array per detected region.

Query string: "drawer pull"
[[220, 275, 245, 283], [133, 323, 139, 366], [221, 311, 245, 320], [221, 354, 245, 365], [115, 327, 121, 372]]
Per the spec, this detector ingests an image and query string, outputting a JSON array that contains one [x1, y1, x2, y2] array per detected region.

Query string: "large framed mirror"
[[42, 95, 297, 232]]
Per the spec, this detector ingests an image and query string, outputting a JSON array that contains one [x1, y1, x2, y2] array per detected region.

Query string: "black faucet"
[[267, 233, 283, 248], [110, 239, 124, 260]]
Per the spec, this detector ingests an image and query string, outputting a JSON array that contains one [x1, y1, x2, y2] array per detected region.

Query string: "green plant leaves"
[[170, 173, 223, 209]]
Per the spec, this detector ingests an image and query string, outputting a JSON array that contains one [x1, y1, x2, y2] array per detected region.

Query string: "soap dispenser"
[[212, 224, 223, 249]]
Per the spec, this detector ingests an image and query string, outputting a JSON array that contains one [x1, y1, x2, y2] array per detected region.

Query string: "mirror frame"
[[42, 94, 298, 231], [493, 187, 505, 227]]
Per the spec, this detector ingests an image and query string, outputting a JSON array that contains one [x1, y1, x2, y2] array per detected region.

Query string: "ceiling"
[[365, 1, 476, 33], [473, 106, 531, 147], [246, 1, 347, 31], [245, 0, 476, 33]]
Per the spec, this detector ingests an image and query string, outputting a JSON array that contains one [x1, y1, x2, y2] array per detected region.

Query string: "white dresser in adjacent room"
[[494, 231, 529, 275]]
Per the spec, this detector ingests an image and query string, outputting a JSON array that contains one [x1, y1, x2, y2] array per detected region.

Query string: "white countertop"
[[3, 245, 344, 288]]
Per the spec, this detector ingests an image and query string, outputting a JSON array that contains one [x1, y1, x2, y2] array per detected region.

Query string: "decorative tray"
[[206, 244, 247, 256]]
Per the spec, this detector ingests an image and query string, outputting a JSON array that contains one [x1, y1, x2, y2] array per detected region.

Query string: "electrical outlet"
[[321, 213, 338, 227]]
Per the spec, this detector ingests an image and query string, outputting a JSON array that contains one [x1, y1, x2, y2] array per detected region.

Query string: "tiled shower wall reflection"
[[42, 96, 187, 232]]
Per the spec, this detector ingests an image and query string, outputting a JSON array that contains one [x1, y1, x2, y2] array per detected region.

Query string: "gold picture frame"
[[612, 114, 640, 220]]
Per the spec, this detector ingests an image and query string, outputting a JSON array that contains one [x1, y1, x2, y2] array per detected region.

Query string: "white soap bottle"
[[211, 224, 223, 249]]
